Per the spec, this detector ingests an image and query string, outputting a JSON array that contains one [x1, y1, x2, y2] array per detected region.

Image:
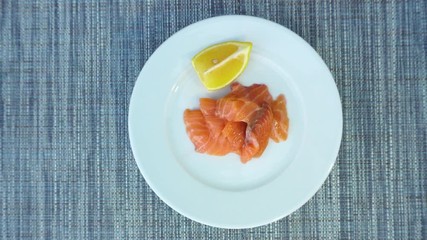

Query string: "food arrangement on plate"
[[128, 15, 342, 228], [184, 41, 289, 163]]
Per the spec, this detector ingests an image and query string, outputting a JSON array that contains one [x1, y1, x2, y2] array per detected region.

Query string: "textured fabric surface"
[[1, 0, 426, 239]]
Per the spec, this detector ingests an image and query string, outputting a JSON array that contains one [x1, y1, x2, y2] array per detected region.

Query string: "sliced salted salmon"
[[184, 109, 233, 156], [270, 94, 289, 142], [251, 103, 274, 157], [200, 98, 226, 138], [222, 121, 246, 153], [199, 98, 216, 116], [204, 115, 226, 138], [183, 109, 210, 153], [215, 97, 260, 123], [229, 82, 273, 106], [240, 130, 259, 163], [184, 82, 289, 163], [240, 102, 273, 163], [204, 133, 234, 156]]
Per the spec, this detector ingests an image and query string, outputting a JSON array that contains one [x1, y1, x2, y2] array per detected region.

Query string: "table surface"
[[1, 1, 426, 239]]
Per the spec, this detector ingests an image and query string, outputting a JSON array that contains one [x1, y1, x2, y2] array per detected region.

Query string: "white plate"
[[128, 15, 342, 229]]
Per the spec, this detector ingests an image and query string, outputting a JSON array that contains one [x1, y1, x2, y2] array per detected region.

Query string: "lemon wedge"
[[192, 41, 252, 91]]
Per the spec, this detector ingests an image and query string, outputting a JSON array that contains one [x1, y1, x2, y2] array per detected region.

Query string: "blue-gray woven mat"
[[1, 1, 426, 239]]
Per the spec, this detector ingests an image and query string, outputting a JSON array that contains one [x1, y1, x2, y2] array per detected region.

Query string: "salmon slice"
[[204, 115, 226, 138], [204, 133, 234, 156], [183, 109, 210, 153], [241, 102, 273, 163], [184, 109, 233, 156], [222, 121, 246, 153], [215, 97, 260, 123], [270, 94, 289, 142], [199, 98, 217, 116], [200, 98, 226, 137], [229, 82, 273, 106], [252, 103, 274, 157], [240, 130, 260, 163]]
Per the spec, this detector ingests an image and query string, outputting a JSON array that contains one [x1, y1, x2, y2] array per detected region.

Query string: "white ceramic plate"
[[128, 15, 342, 229]]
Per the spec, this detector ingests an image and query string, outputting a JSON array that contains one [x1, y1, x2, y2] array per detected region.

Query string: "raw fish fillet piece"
[[222, 121, 246, 154], [215, 97, 260, 123], [183, 109, 210, 153], [270, 94, 289, 142], [199, 98, 217, 116], [184, 109, 232, 156], [228, 82, 273, 106], [240, 102, 273, 163]]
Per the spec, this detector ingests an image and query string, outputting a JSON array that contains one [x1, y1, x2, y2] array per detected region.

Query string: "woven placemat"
[[1, 1, 426, 239]]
